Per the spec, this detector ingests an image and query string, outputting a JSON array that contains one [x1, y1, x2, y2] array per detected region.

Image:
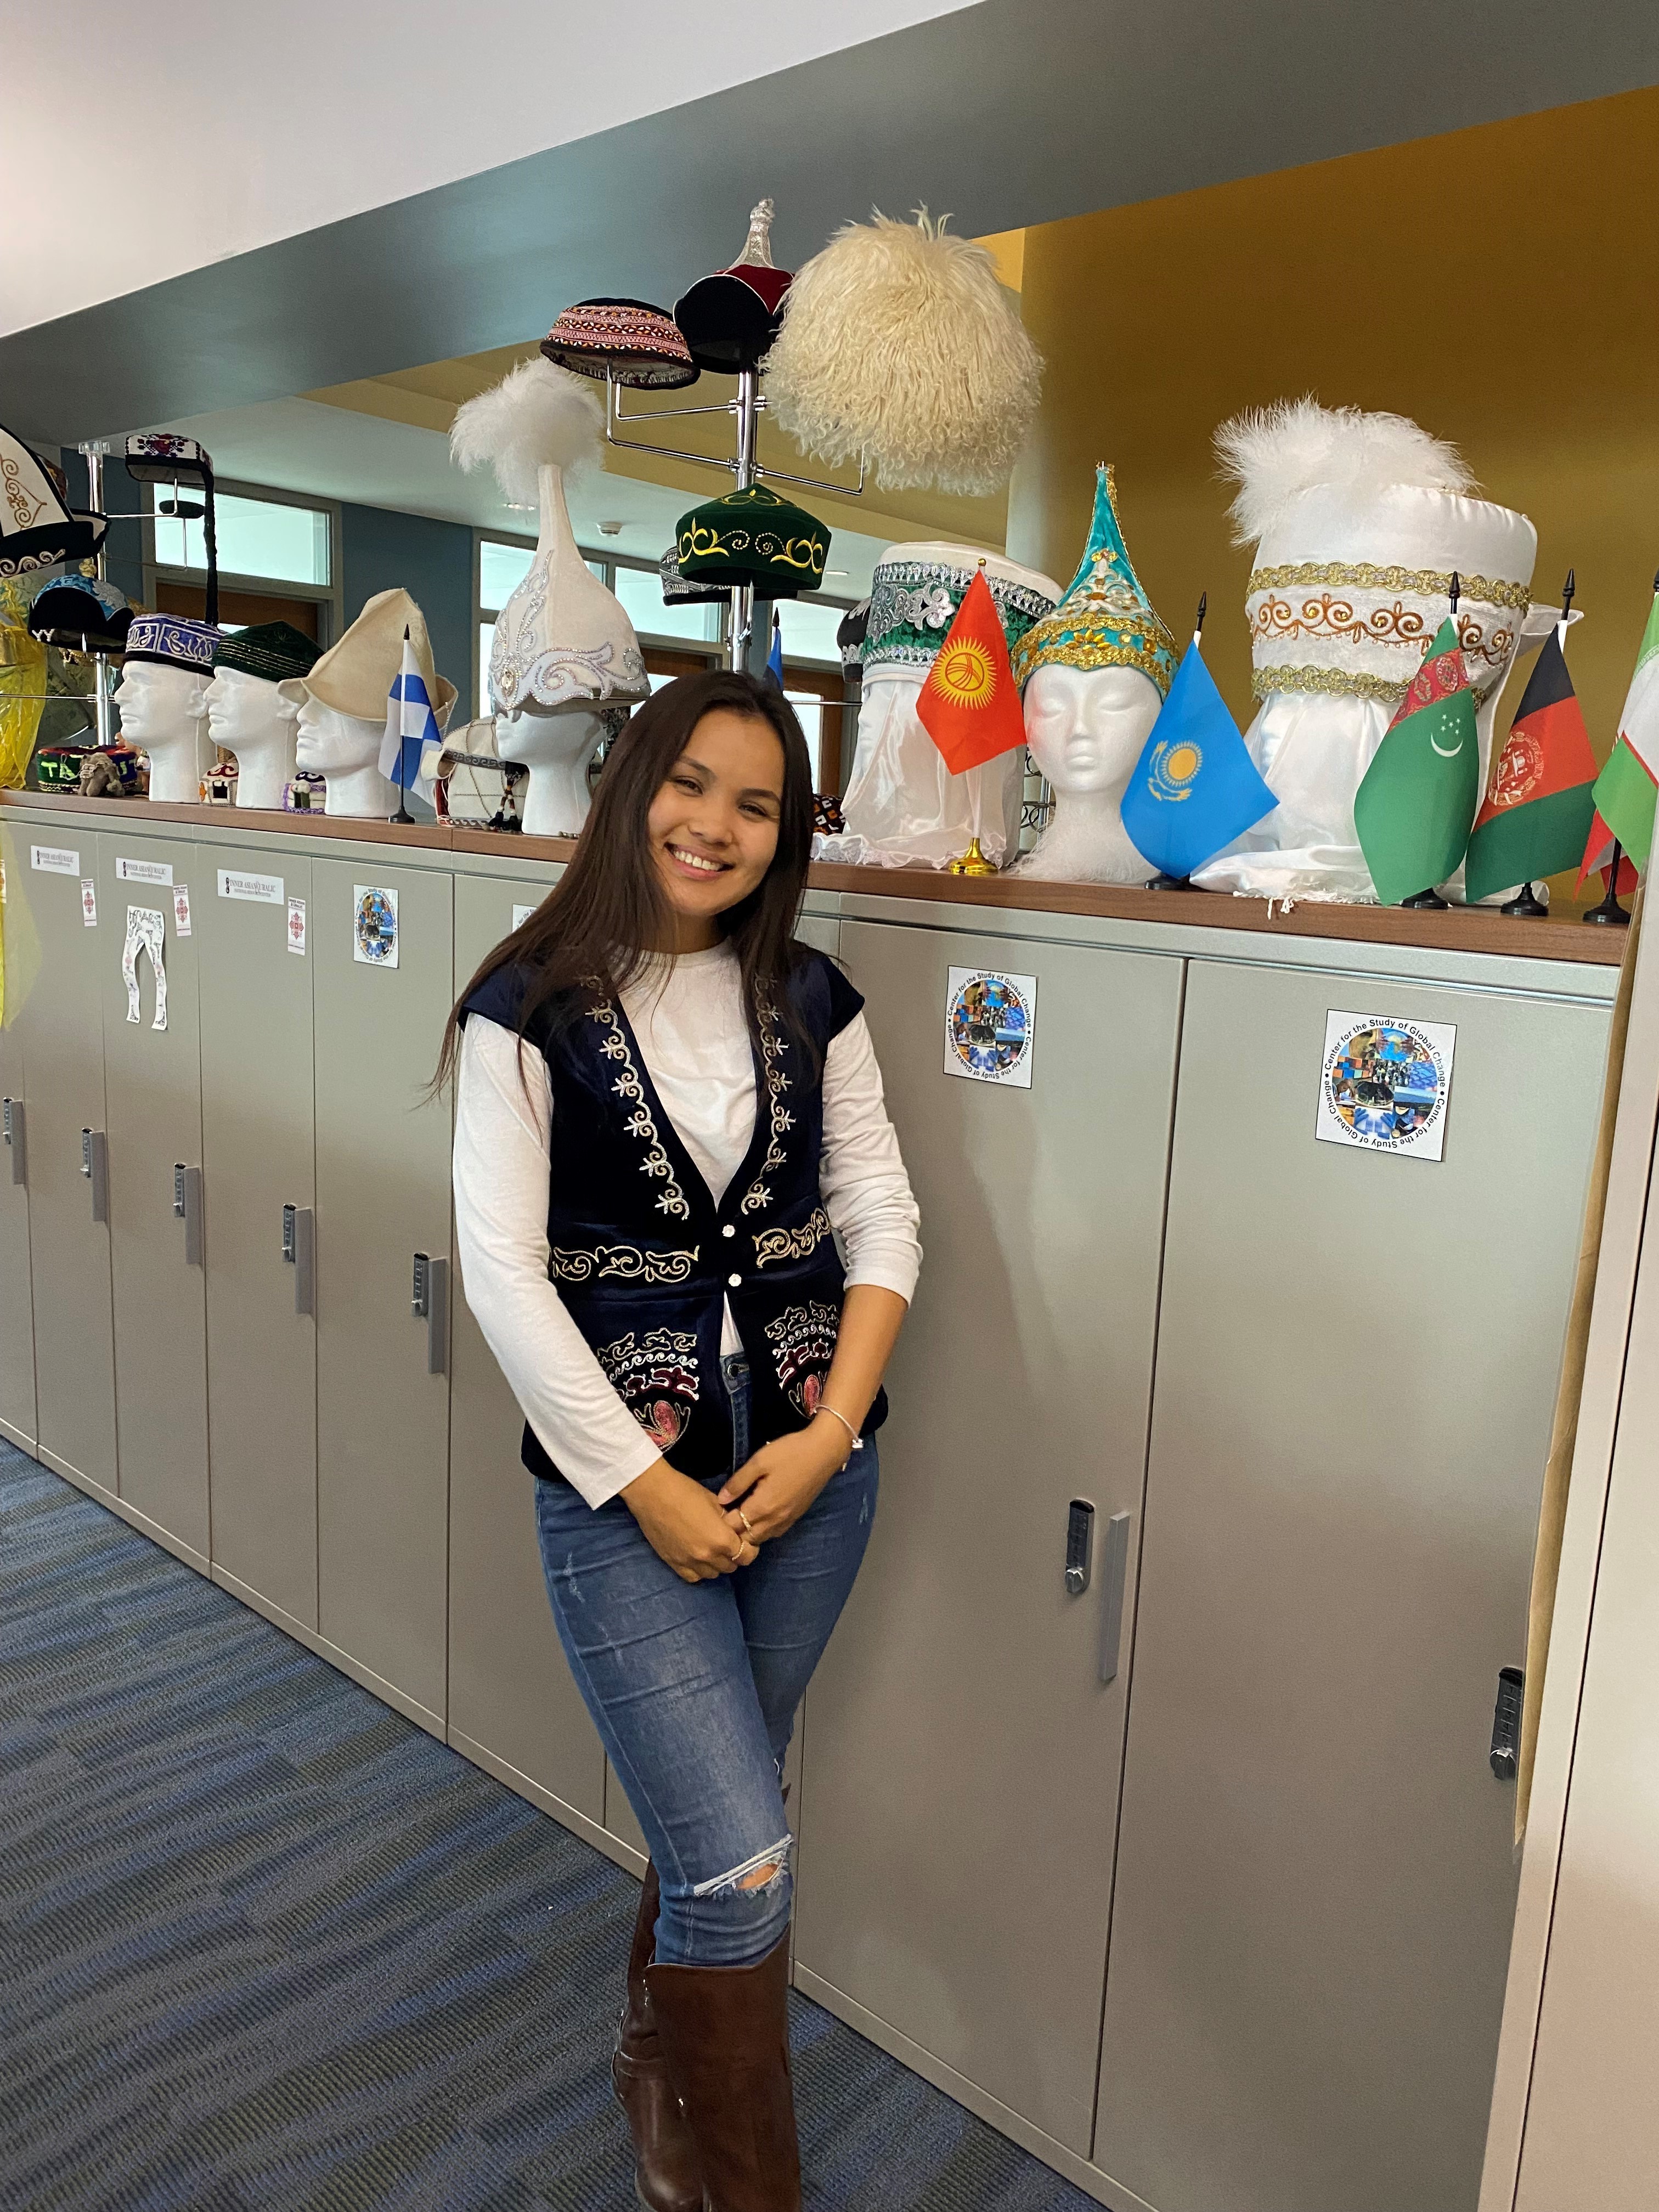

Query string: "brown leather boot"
[[646, 1931, 800, 2212], [614, 1862, 704, 2212]]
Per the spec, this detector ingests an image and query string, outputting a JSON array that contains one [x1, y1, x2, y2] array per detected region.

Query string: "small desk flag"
[[765, 608, 784, 690], [1354, 618, 1478, 904], [1120, 635, 1274, 881], [916, 569, 1026, 775], [379, 628, 442, 795], [1464, 627, 1598, 902], [1583, 583, 1659, 877]]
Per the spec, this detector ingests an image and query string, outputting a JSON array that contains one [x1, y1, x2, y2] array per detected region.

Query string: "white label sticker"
[[353, 884, 399, 968], [173, 885, 191, 936], [31, 844, 80, 876], [286, 896, 307, 956], [944, 967, 1038, 1088], [1316, 1011, 1458, 1163], [123, 906, 168, 1031], [216, 867, 284, 905], [512, 902, 537, 930], [116, 855, 173, 886], [81, 878, 98, 927]]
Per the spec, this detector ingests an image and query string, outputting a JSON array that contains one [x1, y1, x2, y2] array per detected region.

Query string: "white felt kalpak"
[[1195, 403, 1540, 903]]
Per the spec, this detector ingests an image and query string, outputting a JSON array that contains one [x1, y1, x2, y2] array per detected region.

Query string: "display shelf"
[[1, 789, 1624, 966]]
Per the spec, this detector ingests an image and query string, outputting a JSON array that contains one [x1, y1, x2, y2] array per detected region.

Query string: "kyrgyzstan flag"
[[916, 569, 1027, 775], [1463, 628, 1598, 902]]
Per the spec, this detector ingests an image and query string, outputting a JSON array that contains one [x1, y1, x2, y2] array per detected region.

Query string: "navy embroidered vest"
[[462, 947, 887, 1486]]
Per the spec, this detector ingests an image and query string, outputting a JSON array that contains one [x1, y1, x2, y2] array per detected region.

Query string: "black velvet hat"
[[674, 200, 792, 377]]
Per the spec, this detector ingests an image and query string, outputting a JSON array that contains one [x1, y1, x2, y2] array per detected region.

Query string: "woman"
[[442, 670, 920, 2211]]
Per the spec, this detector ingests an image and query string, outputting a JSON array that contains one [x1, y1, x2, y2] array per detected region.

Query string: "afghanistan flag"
[[1353, 617, 1479, 905], [916, 569, 1026, 774], [1120, 635, 1274, 881], [1463, 629, 1597, 902], [1583, 585, 1659, 877]]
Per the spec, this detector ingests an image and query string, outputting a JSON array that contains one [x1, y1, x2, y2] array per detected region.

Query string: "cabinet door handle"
[[173, 1163, 204, 1267], [3, 1097, 25, 1187], [1099, 1510, 1132, 1685], [81, 1127, 109, 1224], [283, 1203, 315, 1317], [413, 1251, 449, 1377]]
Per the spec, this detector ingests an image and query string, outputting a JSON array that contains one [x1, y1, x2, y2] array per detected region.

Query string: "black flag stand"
[[1584, 839, 1632, 926]]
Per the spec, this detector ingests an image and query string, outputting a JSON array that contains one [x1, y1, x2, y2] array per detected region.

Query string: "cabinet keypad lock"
[[173, 1164, 188, 1219], [2, 1097, 24, 1186], [281, 1204, 297, 1263], [1490, 1666, 1524, 1780], [1065, 1499, 1095, 1595], [282, 1203, 315, 1317], [412, 1251, 449, 1378], [411, 1252, 431, 1319], [80, 1127, 109, 1224], [174, 1164, 204, 1267]]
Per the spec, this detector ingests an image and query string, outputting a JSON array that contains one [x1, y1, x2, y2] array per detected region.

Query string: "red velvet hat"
[[674, 200, 792, 376]]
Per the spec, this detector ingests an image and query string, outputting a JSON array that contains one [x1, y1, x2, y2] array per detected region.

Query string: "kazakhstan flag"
[[1121, 637, 1276, 881]]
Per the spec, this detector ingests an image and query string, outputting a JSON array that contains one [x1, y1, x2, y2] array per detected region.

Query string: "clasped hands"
[[622, 1418, 852, 1584]]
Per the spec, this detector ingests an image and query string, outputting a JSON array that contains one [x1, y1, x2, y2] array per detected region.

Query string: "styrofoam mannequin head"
[[206, 667, 300, 809], [294, 691, 397, 816], [114, 661, 211, 802], [1023, 662, 1161, 797], [495, 703, 612, 837]]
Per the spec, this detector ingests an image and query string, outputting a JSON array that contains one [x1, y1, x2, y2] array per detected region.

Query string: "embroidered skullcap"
[[212, 620, 320, 685], [676, 484, 828, 599], [542, 299, 698, 391], [123, 612, 218, 674]]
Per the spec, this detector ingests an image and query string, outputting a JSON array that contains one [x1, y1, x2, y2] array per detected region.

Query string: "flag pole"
[[1584, 838, 1632, 926], [392, 624, 415, 824], [1147, 594, 1207, 893], [947, 559, 998, 876], [1401, 572, 1461, 909], [1502, 569, 1577, 917]]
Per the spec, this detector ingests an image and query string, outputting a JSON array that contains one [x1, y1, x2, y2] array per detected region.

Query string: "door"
[[200, 847, 318, 1628], [793, 919, 1185, 2156], [446, 868, 608, 1827], [12, 828, 116, 1493], [312, 856, 454, 1727], [99, 833, 208, 1560], [0, 822, 38, 1447], [1094, 958, 1609, 2212]]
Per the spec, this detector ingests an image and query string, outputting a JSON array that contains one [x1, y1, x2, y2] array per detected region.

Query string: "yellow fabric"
[[1516, 888, 1643, 1841]]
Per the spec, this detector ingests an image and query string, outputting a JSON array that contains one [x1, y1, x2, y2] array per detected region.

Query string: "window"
[[611, 559, 723, 648], [773, 597, 845, 667], [479, 540, 534, 611], [153, 490, 331, 586]]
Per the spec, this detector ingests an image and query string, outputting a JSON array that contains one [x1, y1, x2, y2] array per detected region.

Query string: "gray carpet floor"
[[0, 1441, 1098, 2210]]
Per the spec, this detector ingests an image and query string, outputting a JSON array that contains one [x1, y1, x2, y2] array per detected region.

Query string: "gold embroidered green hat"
[[675, 483, 830, 599]]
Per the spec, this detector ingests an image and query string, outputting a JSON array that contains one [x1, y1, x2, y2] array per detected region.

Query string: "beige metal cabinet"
[[200, 847, 319, 1631], [10, 830, 116, 1495], [1094, 957, 1609, 2212], [312, 855, 454, 1730], [98, 833, 209, 1563], [445, 867, 611, 1833], [0, 823, 37, 1448], [794, 919, 1184, 2159]]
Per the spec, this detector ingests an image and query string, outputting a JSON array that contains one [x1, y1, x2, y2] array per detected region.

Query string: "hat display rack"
[[597, 199, 864, 673]]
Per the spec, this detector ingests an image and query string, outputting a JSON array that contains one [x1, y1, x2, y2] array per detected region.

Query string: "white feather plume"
[[450, 357, 602, 507], [1214, 396, 1477, 546]]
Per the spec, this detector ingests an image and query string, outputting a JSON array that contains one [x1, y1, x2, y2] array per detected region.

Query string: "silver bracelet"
[[817, 1403, 863, 1454]]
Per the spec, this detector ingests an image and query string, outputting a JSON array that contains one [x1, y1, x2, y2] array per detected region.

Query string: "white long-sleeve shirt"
[[453, 942, 921, 1507]]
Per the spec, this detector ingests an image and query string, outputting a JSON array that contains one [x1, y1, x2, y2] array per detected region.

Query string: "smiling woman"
[[438, 668, 921, 2212]]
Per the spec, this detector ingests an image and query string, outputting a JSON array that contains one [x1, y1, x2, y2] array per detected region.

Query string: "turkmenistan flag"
[[1585, 584, 1659, 873], [1464, 629, 1597, 902], [1354, 618, 1478, 905]]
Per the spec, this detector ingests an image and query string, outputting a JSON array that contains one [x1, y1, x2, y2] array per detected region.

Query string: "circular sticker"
[[947, 970, 1033, 1082], [354, 886, 398, 964], [1323, 1020, 1447, 1149]]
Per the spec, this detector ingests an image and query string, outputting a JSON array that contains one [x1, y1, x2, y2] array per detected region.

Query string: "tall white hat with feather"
[[1192, 398, 1554, 903], [451, 358, 647, 717]]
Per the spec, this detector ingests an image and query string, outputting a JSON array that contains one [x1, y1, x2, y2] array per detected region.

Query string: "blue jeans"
[[534, 1353, 878, 1966]]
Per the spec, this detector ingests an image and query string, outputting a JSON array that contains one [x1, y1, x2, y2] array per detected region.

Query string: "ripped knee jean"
[[534, 1351, 879, 1966]]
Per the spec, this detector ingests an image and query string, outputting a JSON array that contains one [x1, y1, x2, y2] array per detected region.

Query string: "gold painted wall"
[[1008, 86, 1659, 905]]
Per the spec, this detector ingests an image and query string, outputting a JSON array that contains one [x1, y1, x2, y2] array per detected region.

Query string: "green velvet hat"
[[675, 483, 830, 599], [211, 620, 321, 685]]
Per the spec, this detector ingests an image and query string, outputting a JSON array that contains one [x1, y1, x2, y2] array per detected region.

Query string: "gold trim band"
[[1246, 561, 1531, 611]]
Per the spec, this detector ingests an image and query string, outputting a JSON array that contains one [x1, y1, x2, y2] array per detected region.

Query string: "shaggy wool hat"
[[303, 589, 458, 725], [763, 210, 1042, 496], [27, 574, 132, 656], [212, 619, 320, 685], [676, 483, 830, 598], [123, 611, 218, 674], [541, 298, 698, 390], [1011, 464, 1179, 697], [675, 200, 792, 376]]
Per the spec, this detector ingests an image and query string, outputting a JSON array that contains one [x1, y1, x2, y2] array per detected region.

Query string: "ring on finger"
[[738, 1508, 753, 1535]]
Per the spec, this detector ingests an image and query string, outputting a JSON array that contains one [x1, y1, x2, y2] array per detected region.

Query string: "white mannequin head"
[[115, 661, 211, 803], [496, 703, 611, 838], [294, 691, 398, 817], [205, 667, 300, 810], [1017, 662, 1163, 883]]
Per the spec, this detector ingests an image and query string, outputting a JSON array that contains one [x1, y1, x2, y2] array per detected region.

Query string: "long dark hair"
[[435, 669, 817, 1088]]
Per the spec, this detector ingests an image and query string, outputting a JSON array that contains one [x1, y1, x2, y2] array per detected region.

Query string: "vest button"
[[721, 1223, 736, 1238], [728, 1273, 742, 1288]]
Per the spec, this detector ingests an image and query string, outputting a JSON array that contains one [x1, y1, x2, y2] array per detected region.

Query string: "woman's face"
[[647, 708, 785, 944]]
